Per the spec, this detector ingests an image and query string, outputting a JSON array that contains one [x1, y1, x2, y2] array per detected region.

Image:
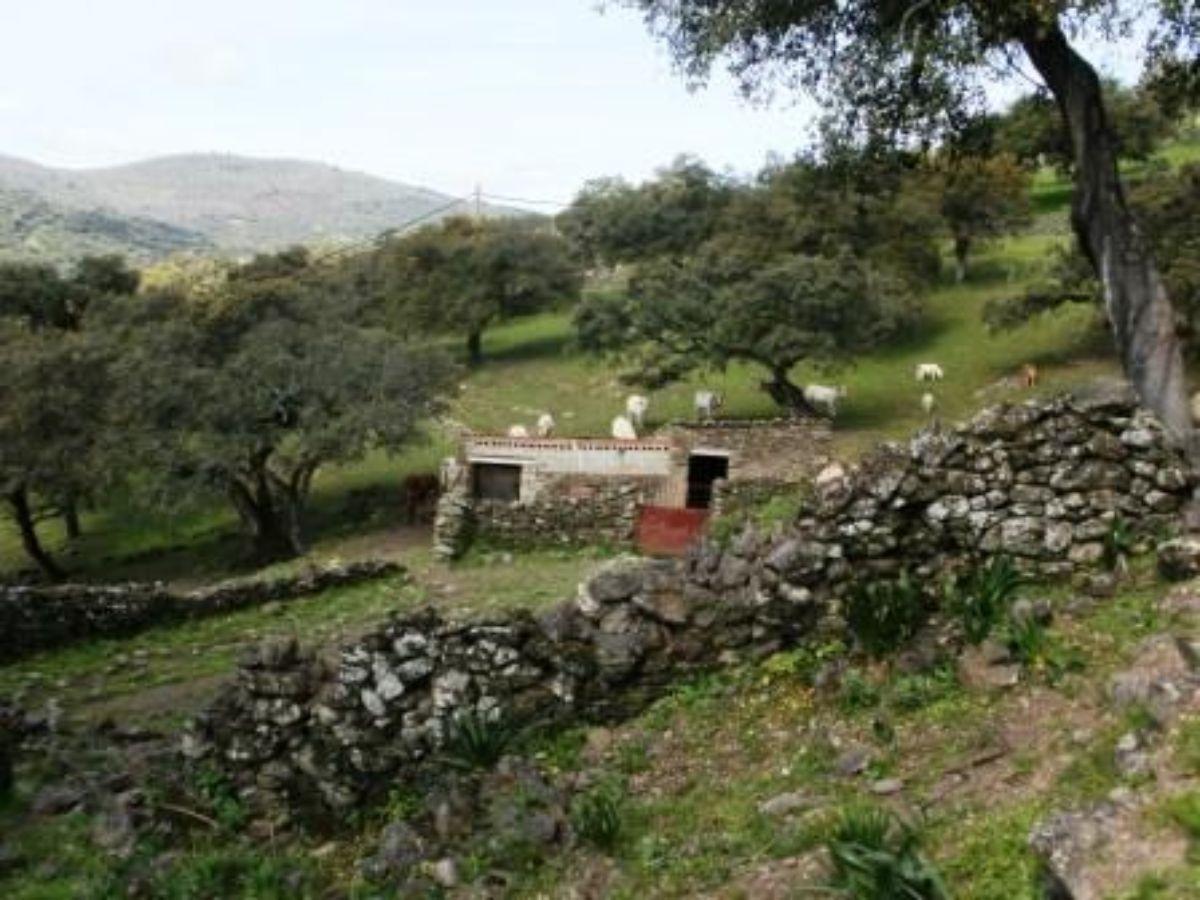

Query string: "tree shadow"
[[480, 330, 574, 365]]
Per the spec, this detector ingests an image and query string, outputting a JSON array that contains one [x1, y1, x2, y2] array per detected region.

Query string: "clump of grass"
[[887, 665, 960, 713], [944, 555, 1021, 645], [444, 711, 511, 770], [1102, 515, 1136, 573], [823, 806, 949, 900], [571, 785, 625, 852], [840, 669, 883, 712], [846, 571, 929, 659], [1005, 614, 1049, 666]]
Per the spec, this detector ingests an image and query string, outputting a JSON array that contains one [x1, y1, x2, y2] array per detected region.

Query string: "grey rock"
[[758, 791, 820, 817]]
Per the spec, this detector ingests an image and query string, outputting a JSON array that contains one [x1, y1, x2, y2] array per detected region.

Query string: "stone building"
[[434, 419, 831, 557]]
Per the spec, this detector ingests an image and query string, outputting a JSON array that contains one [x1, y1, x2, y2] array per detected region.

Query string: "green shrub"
[[846, 571, 929, 658], [840, 669, 883, 711], [944, 555, 1021, 645], [1102, 516, 1136, 573], [888, 665, 960, 712], [445, 711, 511, 770], [824, 806, 950, 900], [571, 785, 625, 852], [1005, 615, 1049, 666]]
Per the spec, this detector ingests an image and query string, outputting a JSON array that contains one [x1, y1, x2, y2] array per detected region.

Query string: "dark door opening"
[[472, 463, 522, 502], [686, 453, 729, 509]]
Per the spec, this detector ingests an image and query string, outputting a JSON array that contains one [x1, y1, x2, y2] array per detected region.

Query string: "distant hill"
[[0, 153, 522, 265]]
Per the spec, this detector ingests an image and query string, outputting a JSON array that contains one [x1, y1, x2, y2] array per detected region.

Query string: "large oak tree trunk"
[[761, 369, 820, 416], [1022, 24, 1195, 454], [953, 234, 971, 284], [467, 330, 483, 366], [63, 500, 81, 540], [6, 488, 64, 581]]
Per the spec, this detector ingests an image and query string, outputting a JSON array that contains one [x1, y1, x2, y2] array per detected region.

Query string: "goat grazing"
[[915, 363, 944, 382], [1019, 363, 1039, 389], [506, 424, 529, 438], [535, 413, 556, 437], [625, 394, 649, 429], [611, 415, 638, 440], [694, 390, 723, 422], [803, 384, 847, 418], [921, 392, 937, 418]]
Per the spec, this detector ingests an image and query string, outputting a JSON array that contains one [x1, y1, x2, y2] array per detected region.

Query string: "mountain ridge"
[[0, 151, 522, 265]]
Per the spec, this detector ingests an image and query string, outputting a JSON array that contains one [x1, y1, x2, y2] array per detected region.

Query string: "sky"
[[0, 1, 1147, 209]]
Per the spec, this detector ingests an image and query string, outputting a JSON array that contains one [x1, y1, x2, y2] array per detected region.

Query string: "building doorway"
[[686, 453, 729, 509], [472, 463, 522, 502]]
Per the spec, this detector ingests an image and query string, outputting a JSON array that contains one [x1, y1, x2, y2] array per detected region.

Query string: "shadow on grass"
[[479, 329, 574, 365]]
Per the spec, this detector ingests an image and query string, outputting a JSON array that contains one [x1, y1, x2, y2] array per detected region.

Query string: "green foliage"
[[993, 82, 1173, 171], [1130, 164, 1200, 349], [370, 215, 582, 363], [846, 571, 929, 659], [190, 766, 247, 832], [1103, 516, 1137, 573], [1005, 615, 1049, 667], [101, 248, 456, 561], [1173, 718, 1200, 776], [571, 784, 625, 852], [888, 666, 961, 713], [556, 156, 734, 266], [570, 151, 931, 409], [943, 556, 1021, 645], [146, 848, 318, 900], [1162, 791, 1200, 857], [929, 153, 1033, 282], [823, 806, 950, 900], [444, 712, 511, 770], [840, 669, 883, 712]]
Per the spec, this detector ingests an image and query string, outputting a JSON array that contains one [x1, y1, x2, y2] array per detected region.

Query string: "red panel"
[[636, 506, 710, 557]]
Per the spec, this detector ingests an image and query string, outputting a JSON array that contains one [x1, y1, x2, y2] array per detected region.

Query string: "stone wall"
[[660, 418, 832, 482], [752, 390, 1193, 600], [190, 392, 1195, 821], [0, 560, 402, 665], [434, 476, 660, 560], [185, 554, 813, 820]]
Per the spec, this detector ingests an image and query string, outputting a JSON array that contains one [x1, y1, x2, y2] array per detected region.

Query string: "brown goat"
[[1019, 363, 1039, 389]]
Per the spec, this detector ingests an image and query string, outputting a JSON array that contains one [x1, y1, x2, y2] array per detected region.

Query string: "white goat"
[[694, 390, 724, 422], [625, 394, 649, 429], [803, 384, 847, 418], [921, 392, 937, 418], [506, 424, 529, 438], [535, 413, 556, 437], [915, 363, 945, 382], [611, 415, 638, 440]]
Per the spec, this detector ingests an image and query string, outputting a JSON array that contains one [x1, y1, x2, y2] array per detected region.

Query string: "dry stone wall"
[[190, 392, 1195, 822], [0, 560, 401, 664], [185, 554, 813, 820]]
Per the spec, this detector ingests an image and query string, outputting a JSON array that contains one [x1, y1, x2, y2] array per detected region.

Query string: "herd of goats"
[[503, 361, 1043, 442]]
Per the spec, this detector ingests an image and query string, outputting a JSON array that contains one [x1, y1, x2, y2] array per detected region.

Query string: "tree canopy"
[[102, 250, 456, 562], [572, 152, 929, 411], [371, 215, 583, 364]]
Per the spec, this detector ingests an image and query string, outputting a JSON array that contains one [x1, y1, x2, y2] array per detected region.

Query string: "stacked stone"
[[188, 554, 810, 821], [472, 481, 642, 552], [756, 392, 1192, 599], [0, 559, 402, 664], [433, 487, 474, 561]]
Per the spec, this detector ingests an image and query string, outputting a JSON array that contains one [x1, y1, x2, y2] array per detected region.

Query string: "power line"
[[481, 192, 571, 209]]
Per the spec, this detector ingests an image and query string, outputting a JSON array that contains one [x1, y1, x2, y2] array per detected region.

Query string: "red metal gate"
[[635, 506, 710, 556]]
